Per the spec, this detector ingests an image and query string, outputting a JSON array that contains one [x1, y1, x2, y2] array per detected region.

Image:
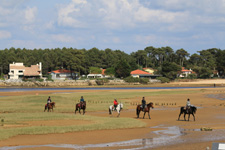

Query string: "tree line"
[[0, 46, 225, 80]]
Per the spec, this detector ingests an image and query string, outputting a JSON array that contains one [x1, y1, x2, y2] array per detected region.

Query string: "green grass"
[[0, 89, 201, 140], [0, 112, 145, 140]]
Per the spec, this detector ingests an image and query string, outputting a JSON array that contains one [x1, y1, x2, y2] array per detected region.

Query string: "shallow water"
[[0, 86, 213, 92], [207, 94, 225, 100]]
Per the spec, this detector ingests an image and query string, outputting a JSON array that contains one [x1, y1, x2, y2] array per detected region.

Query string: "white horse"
[[109, 103, 123, 117]]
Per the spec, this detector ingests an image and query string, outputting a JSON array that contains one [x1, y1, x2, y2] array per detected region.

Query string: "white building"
[[49, 69, 77, 80], [8, 62, 42, 79], [87, 69, 110, 78]]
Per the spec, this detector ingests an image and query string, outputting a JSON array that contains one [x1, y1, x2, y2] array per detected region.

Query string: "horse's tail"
[[136, 106, 139, 115], [109, 107, 111, 114], [180, 107, 184, 114]]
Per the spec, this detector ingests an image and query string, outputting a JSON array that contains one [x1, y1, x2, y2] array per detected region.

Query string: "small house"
[[49, 69, 77, 80]]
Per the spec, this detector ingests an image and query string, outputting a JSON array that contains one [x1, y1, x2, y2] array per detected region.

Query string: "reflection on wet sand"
[[0, 126, 184, 150], [1, 125, 225, 150]]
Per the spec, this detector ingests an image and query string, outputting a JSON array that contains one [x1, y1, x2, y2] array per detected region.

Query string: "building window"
[[11, 70, 14, 73], [19, 70, 23, 73]]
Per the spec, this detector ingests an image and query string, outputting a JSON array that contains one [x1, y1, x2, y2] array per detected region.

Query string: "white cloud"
[[52, 34, 76, 43], [0, 30, 11, 39], [24, 7, 37, 23], [57, 0, 87, 27]]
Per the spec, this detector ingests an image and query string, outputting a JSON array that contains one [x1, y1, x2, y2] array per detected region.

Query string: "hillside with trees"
[[0, 46, 224, 80]]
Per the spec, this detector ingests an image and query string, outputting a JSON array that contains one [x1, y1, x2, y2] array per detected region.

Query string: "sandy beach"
[[0, 79, 225, 149]]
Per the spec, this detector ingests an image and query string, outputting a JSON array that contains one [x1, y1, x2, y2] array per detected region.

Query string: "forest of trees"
[[0, 46, 225, 80]]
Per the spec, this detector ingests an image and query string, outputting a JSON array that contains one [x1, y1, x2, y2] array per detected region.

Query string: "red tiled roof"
[[131, 69, 151, 75], [181, 67, 192, 72], [51, 69, 72, 74]]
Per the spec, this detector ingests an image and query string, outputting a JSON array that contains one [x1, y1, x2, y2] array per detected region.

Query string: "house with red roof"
[[8, 62, 42, 79], [179, 67, 195, 78], [130, 69, 160, 79], [49, 69, 77, 80]]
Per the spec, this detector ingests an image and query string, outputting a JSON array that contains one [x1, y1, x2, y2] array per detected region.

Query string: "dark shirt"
[[142, 99, 146, 105], [80, 98, 84, 102]]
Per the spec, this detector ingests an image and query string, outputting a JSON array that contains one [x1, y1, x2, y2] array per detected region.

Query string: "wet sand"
[[1, 82, 225, 149]]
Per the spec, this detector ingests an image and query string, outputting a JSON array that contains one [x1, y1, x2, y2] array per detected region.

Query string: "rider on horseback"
[[114, 99, 118, 111], [186, 98, 191, 113], [47, 96, 52, 108], [80, 96, 85, 109], [141, 97, 146, 111]]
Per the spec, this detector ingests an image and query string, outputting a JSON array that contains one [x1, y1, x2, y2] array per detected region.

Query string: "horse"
[[75, 101, 86, 115], [178, 106, 197, 121], [109, 103, 123, 117], [44, 102, 55, 112], [136, 102, 154, 119]]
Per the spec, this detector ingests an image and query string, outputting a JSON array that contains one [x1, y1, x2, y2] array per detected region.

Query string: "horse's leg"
[[178, 113, 181, 120], [192, 113, 195, 121], [148, 111, 151, 119], [117, 110, 120, 117], [79, 108, 81, 114], [184, 113, 186, 121], [188, 114, 190, 121], [143, 112, 146, 119]]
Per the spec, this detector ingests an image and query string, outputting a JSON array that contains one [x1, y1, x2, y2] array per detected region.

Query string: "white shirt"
[[186, 101, 191, 106]]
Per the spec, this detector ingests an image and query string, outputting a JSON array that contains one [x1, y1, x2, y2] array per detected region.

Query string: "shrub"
[[156, 77, 170, 83], [124, 76, 139, 83], [95, 78, 109, 85], [187, 74, 197, 79], [139, 78, 149, 84], [36, 79, 44, 82]]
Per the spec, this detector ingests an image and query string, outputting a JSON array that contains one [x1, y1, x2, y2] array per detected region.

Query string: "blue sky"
[[0, 0, 225, 54]]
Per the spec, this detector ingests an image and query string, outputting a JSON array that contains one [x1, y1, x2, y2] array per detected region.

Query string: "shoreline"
[[1, 79, 225, 88]]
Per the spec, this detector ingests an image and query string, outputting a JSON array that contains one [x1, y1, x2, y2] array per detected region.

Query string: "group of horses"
[[44, 101, 86, 115], [44, 101, 197, 121]]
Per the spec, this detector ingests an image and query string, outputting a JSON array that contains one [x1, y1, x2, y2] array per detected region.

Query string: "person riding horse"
[[141, 97, 146, 111], [186, 98, 191, 113], [114, 99, 118, 111], [80, 96, 85, 109], [47, 96, 52, 108]]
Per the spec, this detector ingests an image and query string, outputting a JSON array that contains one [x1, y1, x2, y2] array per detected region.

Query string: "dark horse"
[[178, 106, 197, 121], [44, 102, 55, 112], [75, 101, 86, 115], [136, 102, 154, 119]]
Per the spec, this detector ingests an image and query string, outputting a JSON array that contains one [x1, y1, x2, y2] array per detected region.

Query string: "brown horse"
[[44, 102, 55, 112], [75, 101, 86, 115], [136, 102, 154, 119]]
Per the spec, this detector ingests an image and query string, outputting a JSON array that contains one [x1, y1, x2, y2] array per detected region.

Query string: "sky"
[[0, 0, 225, 55]]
